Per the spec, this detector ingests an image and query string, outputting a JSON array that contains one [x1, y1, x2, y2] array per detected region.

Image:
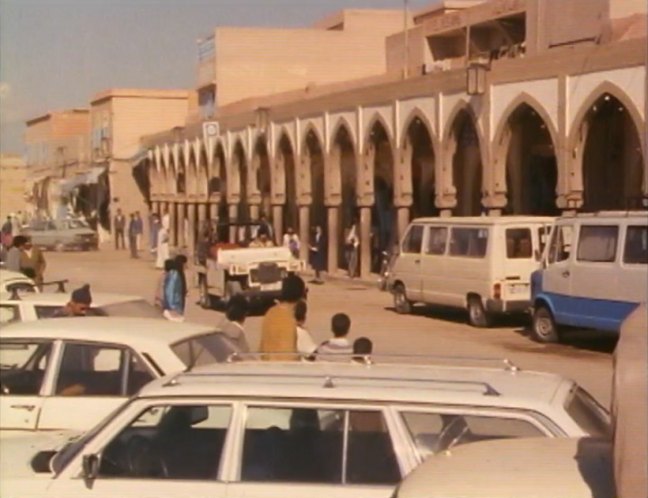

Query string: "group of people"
[[3, 235, 47, 287], [113, 209, 145, 259], [218, 273, 372, 360]]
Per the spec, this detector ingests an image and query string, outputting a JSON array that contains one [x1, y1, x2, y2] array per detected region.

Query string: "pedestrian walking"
[[155, 213, 170, 269], [1, 216, 13, 248], [162, 257, 185, 322], [316, 313, 353, 357], [345, 220, 359, 278], [149, 213, 161, 255], [133, 211, 144, 251], [114, 209, 126, 250], [21, 237, 47, 288], [308, 225, 326, 284], [128, 213, 139, 259], [259, 274, 307, 361], [154, 258, 174, 309], [218, 295, 250, 352], [282, 227, 300, 258]]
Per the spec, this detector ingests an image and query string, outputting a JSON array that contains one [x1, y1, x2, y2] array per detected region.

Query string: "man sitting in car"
[[52, 284, 93, 317]]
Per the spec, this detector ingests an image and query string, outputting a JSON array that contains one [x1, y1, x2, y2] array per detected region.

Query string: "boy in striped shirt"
[[316, 313, 353, 357]]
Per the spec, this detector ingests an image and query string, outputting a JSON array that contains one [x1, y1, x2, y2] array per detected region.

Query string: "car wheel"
[[393, 284, 412, 314], [198, 277, 212, 309], [54, 241, 65, 252], [532, 305, 560, 343], [467, 296, 491, 328]]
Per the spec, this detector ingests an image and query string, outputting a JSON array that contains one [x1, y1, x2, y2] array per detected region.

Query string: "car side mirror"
[[82, 454, 99, 480]]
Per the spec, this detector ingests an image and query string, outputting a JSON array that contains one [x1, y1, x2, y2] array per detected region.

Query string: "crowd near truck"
[[195, 221, 305, 308]]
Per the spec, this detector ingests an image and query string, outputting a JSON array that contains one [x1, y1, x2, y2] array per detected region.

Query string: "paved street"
[[43, 245, 615, 406]]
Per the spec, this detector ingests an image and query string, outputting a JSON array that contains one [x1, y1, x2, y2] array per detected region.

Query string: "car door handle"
[[11, 404, 36, 412], [561, 270, 570, 278]]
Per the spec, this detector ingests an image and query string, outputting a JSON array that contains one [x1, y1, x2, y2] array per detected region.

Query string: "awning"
[[59, 167, 107, 195]]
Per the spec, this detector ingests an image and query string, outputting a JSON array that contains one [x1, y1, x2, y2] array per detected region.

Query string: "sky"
[[0, 0, 432, 155]]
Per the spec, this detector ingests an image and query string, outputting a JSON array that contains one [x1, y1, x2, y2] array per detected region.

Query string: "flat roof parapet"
[[91, 88, 189, 105]]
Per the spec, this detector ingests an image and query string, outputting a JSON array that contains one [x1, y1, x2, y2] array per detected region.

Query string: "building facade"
[[0, 154, 28, 220]]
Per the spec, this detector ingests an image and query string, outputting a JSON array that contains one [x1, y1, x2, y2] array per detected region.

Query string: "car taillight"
[[493, 282, 501, 300]]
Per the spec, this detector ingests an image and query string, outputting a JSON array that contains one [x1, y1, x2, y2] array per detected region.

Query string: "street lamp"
[[466, 62, 489, 95]]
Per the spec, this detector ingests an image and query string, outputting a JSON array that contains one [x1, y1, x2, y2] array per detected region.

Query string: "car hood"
[[0, 430, 82, 478]]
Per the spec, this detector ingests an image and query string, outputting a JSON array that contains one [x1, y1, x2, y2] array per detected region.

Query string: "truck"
[[194, 221, 305, 308]]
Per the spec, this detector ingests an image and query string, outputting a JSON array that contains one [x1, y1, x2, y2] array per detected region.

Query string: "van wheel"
[[467, 296, 491, 328], [393, 284, 412, 314], [532, 306, 560, 343]]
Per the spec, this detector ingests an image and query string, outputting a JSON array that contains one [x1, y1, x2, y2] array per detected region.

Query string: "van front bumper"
[[486, 299, 531, 314]]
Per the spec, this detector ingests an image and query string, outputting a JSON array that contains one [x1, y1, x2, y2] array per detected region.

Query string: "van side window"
[[449, 228, 488, 258], [505, 229, 532, 259], [402, 225, 424, 254], [577, 225, 619, 263], [548, 225, 573, 264], [623, 226, 648, 265], [425, 227, 447, 255]]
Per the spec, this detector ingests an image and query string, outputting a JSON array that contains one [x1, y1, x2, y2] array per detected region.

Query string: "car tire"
[[467, 296, 491, 328], [393, 284, 412, 314], [532, 305, 560, 343], [198, 277, 212, 309]]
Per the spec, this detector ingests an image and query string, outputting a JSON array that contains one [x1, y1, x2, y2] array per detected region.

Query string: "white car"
[[392, 436, 614, 498], [0, 357, 610, 497], [0, 317, 240, 435], [0, 270, 38, 295], [0, 291, 162, 324]]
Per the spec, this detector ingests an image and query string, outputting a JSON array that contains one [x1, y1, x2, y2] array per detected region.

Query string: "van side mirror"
[[82, 454, 100, 480]]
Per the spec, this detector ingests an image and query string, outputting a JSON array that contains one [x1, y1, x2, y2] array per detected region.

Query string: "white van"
[[387, 216, 554, 327], [531, 211, 647, 342]]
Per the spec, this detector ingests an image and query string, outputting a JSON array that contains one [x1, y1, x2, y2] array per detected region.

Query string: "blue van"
[[530, 211, 647, 342]]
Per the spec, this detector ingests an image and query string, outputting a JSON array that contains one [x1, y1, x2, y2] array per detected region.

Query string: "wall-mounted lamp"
[[466, 62, 489, 96]]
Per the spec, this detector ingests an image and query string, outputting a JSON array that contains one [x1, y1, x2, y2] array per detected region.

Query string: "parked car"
[[387, 216, 553, 327], [0, 291, 162, 325], [391, 437, 614, 498], [0, 356, 610, 497], [20, 218, 98, 251], [0, 317, 240, 435], [0, 270, 38, 295], [531, 210, 647, 342]]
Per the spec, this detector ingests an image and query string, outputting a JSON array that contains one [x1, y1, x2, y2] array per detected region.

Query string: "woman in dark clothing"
[[174, 254, 188, 312], [308, 225, 326, 284]]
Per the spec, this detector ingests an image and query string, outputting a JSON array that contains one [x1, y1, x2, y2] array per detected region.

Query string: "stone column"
[[272, 205, 283, 246], [209, 202, 218, 221], [327, 206, 339, 274], [299, 205, 310, 262], [197, 202, 207, 230], [186, 202, 196, 256], [397, 207, 410, 242], [359, 206, 371, 278], [228, 204, 238, 242], [249, 204, 260, 221], [151, 201, 159, 218], [168, 201, 177, 248], [177, 202, 186, 249]]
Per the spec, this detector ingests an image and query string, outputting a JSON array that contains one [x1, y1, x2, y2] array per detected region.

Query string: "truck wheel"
[[198, 277, 212, 309], [532, 305, 560, 343], [393, 284, 412, 314], [467, 296, 491, 328]]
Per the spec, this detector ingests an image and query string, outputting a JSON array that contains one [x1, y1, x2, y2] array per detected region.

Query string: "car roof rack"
[[40, 279, 69, 293], [225, 352, 520, 372]]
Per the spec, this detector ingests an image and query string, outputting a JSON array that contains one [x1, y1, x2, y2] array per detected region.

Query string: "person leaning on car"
[[20, 237, 46, 288], [52, 284, 93, 317]]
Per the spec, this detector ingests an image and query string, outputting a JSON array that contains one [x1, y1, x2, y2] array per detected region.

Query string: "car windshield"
[[91, 299, 162, 318], [51, 400, 132, 475], [171, 332, 239, 368], [565, 386, 611, 437]]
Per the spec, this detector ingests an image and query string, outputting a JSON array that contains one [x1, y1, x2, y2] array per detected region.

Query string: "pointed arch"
[[301, 122, 325, 154], [401, 107, 438, 152], [329, 116, 357, 154], [364, 112, 395, 151]]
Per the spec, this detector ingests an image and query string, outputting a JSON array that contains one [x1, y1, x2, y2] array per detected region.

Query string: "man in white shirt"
[[282, 227, 301, 258], [316, 313, 353, 356], [218, 295, 250, 352]]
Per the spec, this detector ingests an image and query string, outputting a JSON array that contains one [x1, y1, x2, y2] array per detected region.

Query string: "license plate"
[[509, 284, 528, 294]]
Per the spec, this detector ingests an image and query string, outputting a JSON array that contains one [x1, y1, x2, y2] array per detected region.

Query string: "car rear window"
[[172, 332, 239, 368], [97, 300, 162, 318], [505, 228, 533, 259], [565, 386, 611, 438]]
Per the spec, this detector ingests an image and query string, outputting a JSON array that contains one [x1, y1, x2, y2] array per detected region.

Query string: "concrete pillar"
[[151, 201, 159, 218], [228, 204, 238, 242], [327, 206, 339, 273], [249, 204, 260, 221], [272, 205, 283, 246], [197, 203, 207, 229], [397, 207, 410, 242], [187, 202, 196, 255], [177, 202, 186, 248], [168, 202, 177, 248], [209, 202, 218, 221], [359, 206, 371, 278], [299, 205, 310, 262]]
